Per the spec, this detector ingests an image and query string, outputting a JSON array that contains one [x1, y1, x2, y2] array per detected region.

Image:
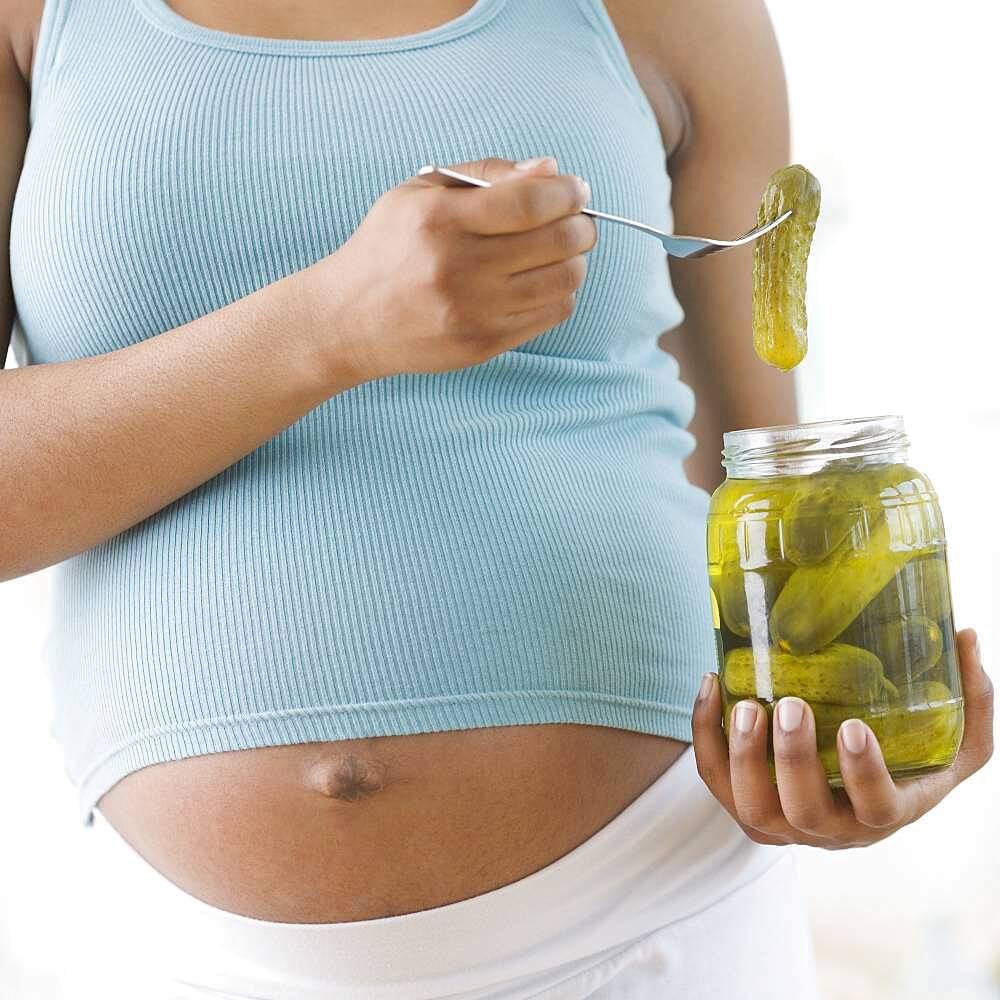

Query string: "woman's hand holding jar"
[[693, 628, 992, 848]]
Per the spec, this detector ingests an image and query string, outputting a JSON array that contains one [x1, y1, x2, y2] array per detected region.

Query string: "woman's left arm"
[[607, 0, 798, 496], [610, 0, 994, 846]]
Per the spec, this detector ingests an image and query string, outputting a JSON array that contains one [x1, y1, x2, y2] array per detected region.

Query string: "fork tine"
[[732, 209, 793, 244], [662, 209, 792, 257]]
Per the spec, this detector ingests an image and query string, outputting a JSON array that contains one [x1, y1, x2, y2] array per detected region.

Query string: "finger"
[[496, 294, 577, 342], [441, 169, 591, 236], [475, 213, 598, 274], [951, 628, 995, 778], [728, 699, 791, 838], [504, 255, 588, 311], [897, 628, 995, 820], [690, 673, 741, 821], [772, 697, 851, 838], [836, 718, 906, 829]]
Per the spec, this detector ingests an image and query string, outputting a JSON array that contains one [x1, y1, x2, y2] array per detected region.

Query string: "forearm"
[[0, 266, 361, 582]]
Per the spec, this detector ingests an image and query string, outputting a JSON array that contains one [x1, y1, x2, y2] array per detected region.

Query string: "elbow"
[[0, 533, 46, 584]]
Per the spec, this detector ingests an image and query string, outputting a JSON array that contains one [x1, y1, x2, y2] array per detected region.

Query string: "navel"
[[305, 755, 388, 802]]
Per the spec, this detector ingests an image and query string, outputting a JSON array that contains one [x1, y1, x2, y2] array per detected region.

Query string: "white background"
[[767, 2, 1000, 997], [2, 1, 998, 996]]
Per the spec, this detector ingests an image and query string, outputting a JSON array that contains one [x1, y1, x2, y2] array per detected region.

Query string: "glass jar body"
[[707, 449, 964, 785]]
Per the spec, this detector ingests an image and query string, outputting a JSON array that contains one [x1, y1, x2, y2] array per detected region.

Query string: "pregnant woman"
[[2, 0, 993, 996]]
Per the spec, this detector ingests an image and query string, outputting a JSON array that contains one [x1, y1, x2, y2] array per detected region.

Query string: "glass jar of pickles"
[[706, 415, 964, 784]]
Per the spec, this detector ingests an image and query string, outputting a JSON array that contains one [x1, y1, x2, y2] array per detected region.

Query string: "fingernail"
[[514, 156, 556, 171], [841, 719, 868, 755], [976, 634, 983, 664], [698, 673, 714, 702], [574, 176, 591, 204], [733, 701, 758, 734], [776, 698, 804, 733]]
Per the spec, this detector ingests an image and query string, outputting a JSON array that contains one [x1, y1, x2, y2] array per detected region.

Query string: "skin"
[[1, 0, 992, 924]]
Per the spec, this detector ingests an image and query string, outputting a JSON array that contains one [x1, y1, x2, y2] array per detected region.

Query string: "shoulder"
[[2, 0, 46, 85], [601, 0, 785, 160]]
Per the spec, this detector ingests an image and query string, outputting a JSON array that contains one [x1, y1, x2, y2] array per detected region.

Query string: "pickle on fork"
[[752, 164, 822, 371]]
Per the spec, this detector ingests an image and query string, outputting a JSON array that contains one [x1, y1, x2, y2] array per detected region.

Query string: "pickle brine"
[[752, 164, 821, 370]]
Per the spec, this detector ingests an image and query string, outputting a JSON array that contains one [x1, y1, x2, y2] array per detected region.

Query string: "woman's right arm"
[[0, 26, 368, 582], [1, 18, 595, 584]]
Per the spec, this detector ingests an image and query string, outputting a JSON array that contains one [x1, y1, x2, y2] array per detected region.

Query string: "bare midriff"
[[97, 725, 690, 922]]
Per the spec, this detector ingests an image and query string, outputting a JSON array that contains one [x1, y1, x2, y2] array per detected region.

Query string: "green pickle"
[[724, 644, 895, 705], [863, 555, 952, 623], [782, 462, 914, 567], [816, 682, 964, 777], [783, 471, 859, 566], [708, 429, 964, 787], [769, 515, 918, 656], [841, 614, 944, 687], [752, 165, 821, 370]]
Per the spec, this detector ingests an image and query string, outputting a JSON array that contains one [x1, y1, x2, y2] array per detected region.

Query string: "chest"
[[12, 0, 678, 363]]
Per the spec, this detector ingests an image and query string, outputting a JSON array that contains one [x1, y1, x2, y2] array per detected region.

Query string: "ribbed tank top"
[[10, 0, 718, 828]]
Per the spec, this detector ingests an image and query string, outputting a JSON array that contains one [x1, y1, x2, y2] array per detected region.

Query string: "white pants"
[[90, 746, 820, 999]]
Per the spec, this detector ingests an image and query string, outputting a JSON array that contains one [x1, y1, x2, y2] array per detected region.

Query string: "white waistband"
[[93, 745, 788, 998]]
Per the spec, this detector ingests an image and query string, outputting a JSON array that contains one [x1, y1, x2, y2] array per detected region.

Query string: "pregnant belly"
[[95, 724, 689, 923]]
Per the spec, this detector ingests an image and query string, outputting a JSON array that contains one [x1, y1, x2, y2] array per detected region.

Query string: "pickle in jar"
[[782, 462, 917, 567], [841, 614, 944, 687], [752, 164, 822, 370], [783, 471, 860, 566], [808, 678, 949, 743], [862, 554, 953, 624], [816, 681, 963, 775], [714, 558, 794, 639], [723, 642, 893, 705], [709, 417, 964, 786], [769, 512, 927, 656]]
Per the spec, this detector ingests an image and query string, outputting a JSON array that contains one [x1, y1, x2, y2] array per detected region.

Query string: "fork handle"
[[416, 165, 668, 240], [578, 206, 666, 240]]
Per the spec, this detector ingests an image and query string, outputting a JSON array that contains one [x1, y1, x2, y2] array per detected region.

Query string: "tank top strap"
[[568, 0, 659, 126], [29, 0, 79, 125]]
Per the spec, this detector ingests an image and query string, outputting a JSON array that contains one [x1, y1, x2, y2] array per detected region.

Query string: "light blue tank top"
[[10, 0, 718, 827]]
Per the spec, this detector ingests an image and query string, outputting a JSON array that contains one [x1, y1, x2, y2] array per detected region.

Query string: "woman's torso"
[[12, 0, 707, 922]]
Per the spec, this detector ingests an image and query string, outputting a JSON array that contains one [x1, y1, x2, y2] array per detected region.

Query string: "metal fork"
[[417, 165, 791, 259]]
